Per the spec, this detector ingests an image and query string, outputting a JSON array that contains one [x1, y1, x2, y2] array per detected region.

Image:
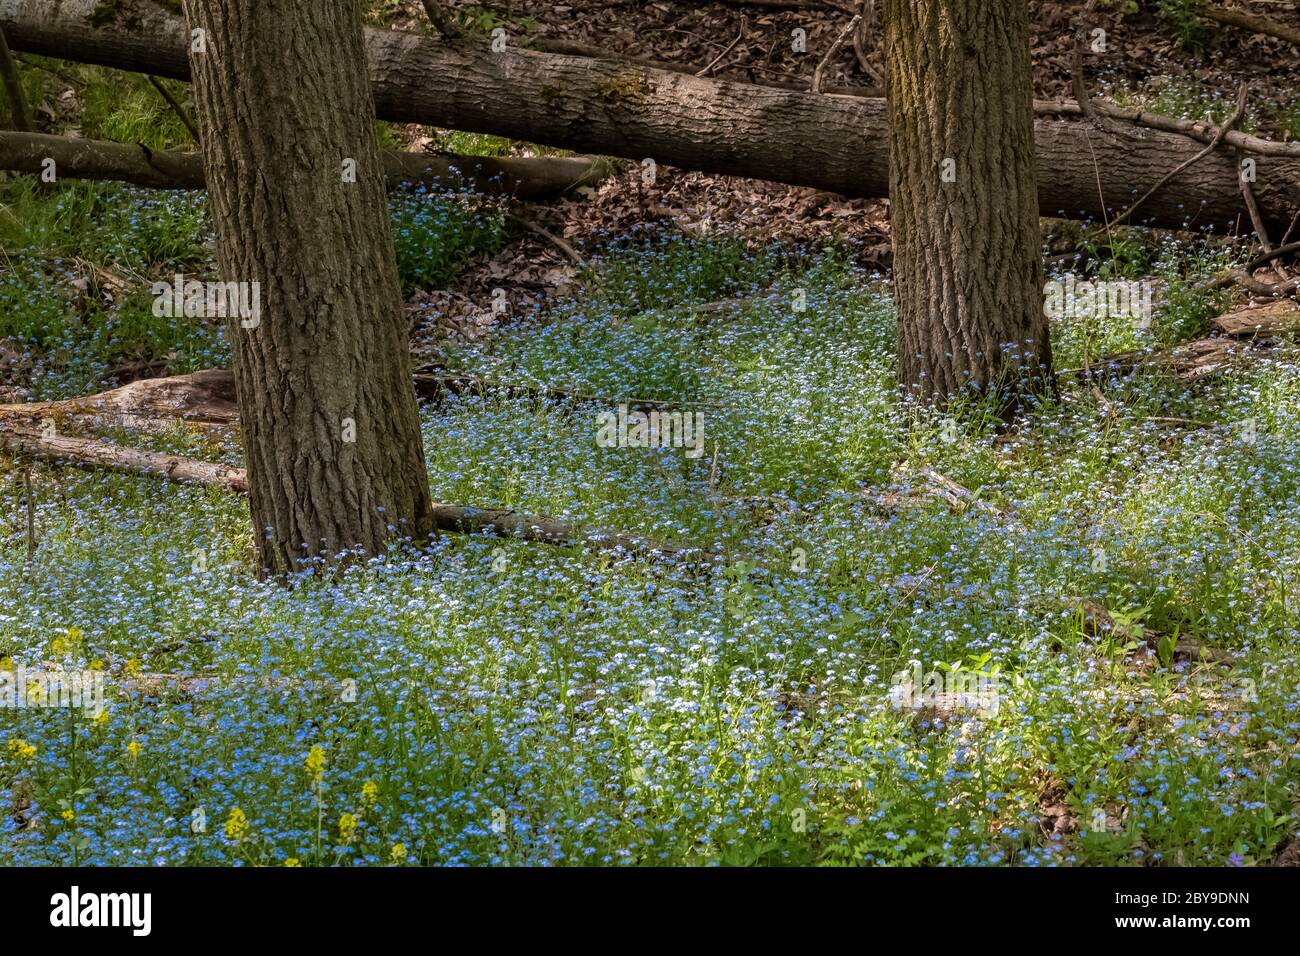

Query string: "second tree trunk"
[[883, 0, 1053, 411]]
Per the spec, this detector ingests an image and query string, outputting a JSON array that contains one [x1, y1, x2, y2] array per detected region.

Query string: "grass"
[[0, 174, 505, 399], [1, 189, 1297, 865], [1156, 0, 1216, 53]]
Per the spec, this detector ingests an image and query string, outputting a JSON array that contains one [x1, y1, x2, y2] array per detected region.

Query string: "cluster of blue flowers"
[[1, 207, 1295, 866]]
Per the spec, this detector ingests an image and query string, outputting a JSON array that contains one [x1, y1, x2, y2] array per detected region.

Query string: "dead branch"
[[1109, 84, 1247, 228], [0, 422, 249, 492], [1033, 98, 1300, 159], [850, 0, 883, 85], [697, 19, 746, 77], [811, 14, 861, 94], [0, 372, 712, 558], [1201, 4, 1300, 46], [0, 26, 30, 131], [507, 212, 585, 266], [1205, 240, 1300, 288], [0, 130, 611, 199], [418, 0, 462, 39], [0, 420, 706, 556], [1215, 269, 1299, 297], [1237, 147, 1291, 282], [904, 466, 1027, 530], [146, 75, 199, 143]]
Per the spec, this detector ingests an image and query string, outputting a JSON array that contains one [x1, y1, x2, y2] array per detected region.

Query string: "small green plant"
[[1158, 0, 1210, 52]]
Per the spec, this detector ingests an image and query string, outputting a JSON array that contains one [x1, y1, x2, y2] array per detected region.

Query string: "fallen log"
[[1077, 336, 1253, 382], [0, 368, 718, 438], [1202, 5, 1300, 47], [0, 422, 250, 491], [1212, 297, 1300, 336], [1072, 296, 1300, 382], [0, 420, 705, 555], [0, 373, 708, 557], [6, 0, 1300, 234], [0, 368, 238, 433], [0, 129, 609, 198]]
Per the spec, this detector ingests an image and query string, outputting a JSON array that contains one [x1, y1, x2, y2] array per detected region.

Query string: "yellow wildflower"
[[304, 745, 326, 786], [338, 812, 358, 843], [60, 809, 76, 823], [389, 843, 407, 865], [224, 807, 250, 842], [93, 709, 111, 728], [51, 628, 82, 656], [125, 740, 142, 760], [7, 739, 36, 760], [284, 857, 301, 867], [361, 780, 379, 806], [124, 658, 142, 678]]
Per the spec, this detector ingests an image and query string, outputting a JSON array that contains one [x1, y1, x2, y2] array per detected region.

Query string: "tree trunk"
[[8, 0, 1300, 235], [181, 0, 434, 573], [883, 0, 1051, 410]]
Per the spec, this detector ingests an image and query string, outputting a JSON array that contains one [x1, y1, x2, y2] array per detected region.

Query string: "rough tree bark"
[[883, 0, 1052, 409], [180, 0, 434, 572], [6, 0, 1300, 235]]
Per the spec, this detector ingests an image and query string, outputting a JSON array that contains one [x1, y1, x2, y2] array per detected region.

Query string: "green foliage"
[[583, 234, 790, 315], [1157, 0, 1210, 52], [0, 178, 209, 268], [1281, 101, 1300, 142], [388, 185, 507, 292], [433, 130, 517, 158], [78, 69, 195, 152]]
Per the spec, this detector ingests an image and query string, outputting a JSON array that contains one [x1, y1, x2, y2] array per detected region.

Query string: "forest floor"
[[0, 1, 1297, 865]]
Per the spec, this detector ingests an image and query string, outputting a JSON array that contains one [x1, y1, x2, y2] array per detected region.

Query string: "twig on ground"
[[811, 14, 861, 94], [508, 212, 585, 266], [697, 19, 746, 76], [147, 75, 200, 144], [1204, 241, 1300, 289]]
